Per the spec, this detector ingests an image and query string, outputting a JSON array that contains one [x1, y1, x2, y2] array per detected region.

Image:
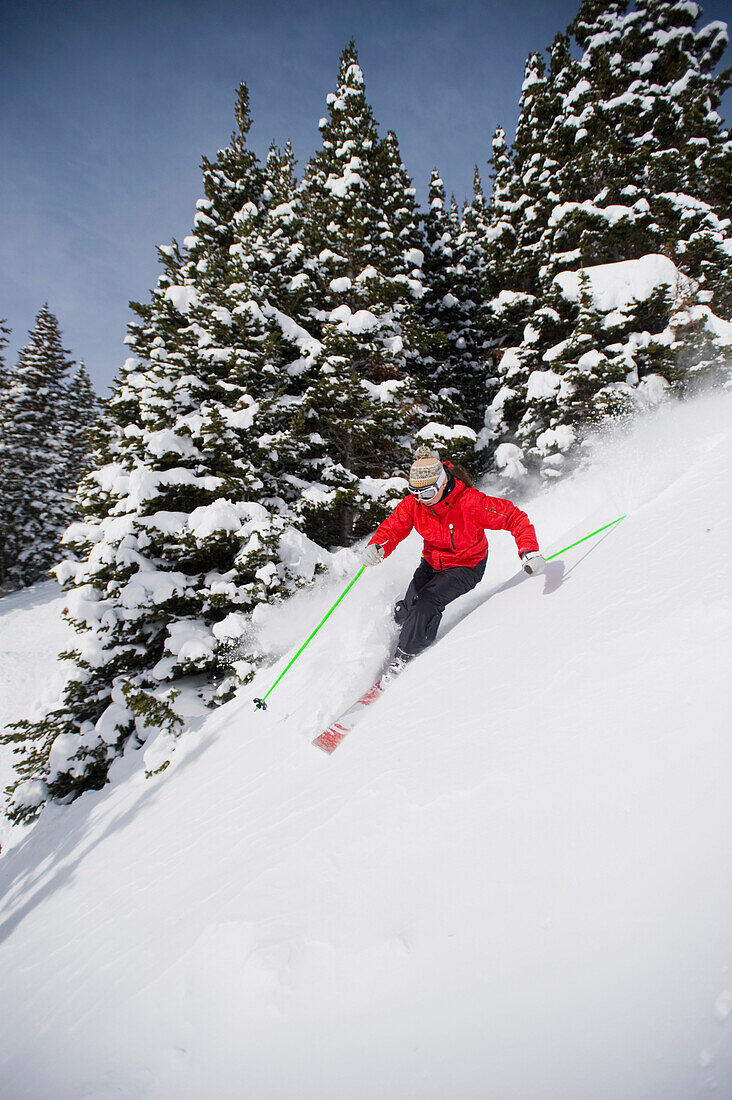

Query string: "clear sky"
[[2, 0, 731, 394]]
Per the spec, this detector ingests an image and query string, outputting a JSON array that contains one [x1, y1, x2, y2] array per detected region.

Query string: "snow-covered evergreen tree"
[[480, 57, 550, 371], [0, 322, 9, 451], [419, 172, 467, 413], [419, 168, 493, 443], [282, 42, 472, 546], [0, 307, 79, 589], [449, 168, 495, 431], [0, 319, 10, 586], [511, 50, 563, 291], [538, 0, 732, 294], [222, 140, 323, 517], [3, 88, 321, 823], [58, 363, 98, 504], [483, 0, 732, 485], [0, 318, 9, 392], [483, 126, 520, 308]]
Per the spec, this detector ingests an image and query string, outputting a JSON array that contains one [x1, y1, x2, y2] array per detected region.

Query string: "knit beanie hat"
[[409, 444, 444, 488]]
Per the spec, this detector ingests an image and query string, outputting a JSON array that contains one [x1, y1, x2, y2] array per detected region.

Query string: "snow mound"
[[553, 253, 693, 312]]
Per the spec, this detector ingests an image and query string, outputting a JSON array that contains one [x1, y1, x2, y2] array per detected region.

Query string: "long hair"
[[445, 460, 475, 488]]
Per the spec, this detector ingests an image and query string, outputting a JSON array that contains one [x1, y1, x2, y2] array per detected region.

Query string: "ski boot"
[[380, 647, 414, 686]]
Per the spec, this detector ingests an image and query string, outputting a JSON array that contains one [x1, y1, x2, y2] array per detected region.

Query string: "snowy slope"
[[0, 393, 730, 1100]]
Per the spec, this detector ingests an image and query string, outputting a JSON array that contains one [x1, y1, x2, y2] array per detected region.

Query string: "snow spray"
[[254, 567, 366, 710]]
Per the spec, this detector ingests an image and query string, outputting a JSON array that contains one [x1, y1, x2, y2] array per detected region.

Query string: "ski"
[[312, 680, 385, 754]]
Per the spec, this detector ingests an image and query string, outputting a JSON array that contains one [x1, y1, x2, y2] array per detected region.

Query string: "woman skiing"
[[362, 445, 546, 677]]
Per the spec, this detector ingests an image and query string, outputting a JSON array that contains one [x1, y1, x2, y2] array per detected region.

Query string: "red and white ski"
[[312, 680, 384, 754]]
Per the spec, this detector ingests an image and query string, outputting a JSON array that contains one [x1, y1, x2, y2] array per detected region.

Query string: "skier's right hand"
[[362, 543, 385, 567]]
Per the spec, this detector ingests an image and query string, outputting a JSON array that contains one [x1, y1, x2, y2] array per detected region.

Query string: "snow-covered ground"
[[0, 392, 730, 1099], [0, 582, 75, 853]]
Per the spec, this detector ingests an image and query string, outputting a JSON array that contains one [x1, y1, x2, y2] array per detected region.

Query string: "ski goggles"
[[408, 467, 446, 502]]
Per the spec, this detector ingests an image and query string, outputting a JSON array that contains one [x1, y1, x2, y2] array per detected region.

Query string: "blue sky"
[[1, 0, 731, 393]]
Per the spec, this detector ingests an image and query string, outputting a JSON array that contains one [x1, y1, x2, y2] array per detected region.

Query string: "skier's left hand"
[[521, 551, 546, 576]]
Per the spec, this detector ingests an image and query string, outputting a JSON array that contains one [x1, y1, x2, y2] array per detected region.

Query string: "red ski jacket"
[[369, 475, 539, 570]]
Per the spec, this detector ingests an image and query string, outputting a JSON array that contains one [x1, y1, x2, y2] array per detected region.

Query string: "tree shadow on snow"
[[0, 729, 216, 946], [0, 581, 65, 615]]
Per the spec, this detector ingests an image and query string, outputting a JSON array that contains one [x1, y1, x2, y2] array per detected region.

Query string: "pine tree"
[[283, 42, 471, 546], [541, 0, 732, 298], [484, 0, 732, 485], [418, 168, 492, 442], [374, 129, 425, 269], [0, 318, 9, 392], [479, 127, 535, 429], [0, 319, 10, 586], [484, 126, 519, 303], [419, 170, 464, 409], [622, 0, 731, 201], [0, 306, 76, 589], [478, 51, 563, 470], [189, 82, 265, 285], [421, 170, 455, 308], [511, 51, 563, 292], [480, 57, 552, 418], [59, 363, 98, 503], [221, 138, 321, 515], [3, 88, 319, 823], [450, 168, 493, 430]]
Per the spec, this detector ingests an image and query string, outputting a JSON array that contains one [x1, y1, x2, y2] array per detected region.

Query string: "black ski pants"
[[395, 556, 487, 656]]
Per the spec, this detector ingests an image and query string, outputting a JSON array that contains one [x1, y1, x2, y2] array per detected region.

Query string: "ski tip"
[[311, 678, 385, 755]]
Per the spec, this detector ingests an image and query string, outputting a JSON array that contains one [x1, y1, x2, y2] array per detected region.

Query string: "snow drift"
[[0, 392, 730, 1099]]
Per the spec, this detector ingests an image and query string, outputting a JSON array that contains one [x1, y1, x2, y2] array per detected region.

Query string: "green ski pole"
[[545, 514, 626, 561], [254, 566, 366, 711]]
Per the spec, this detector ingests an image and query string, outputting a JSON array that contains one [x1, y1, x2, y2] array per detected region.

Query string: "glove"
[[521, 550, 546, 576], [362, 543, 385, 568]]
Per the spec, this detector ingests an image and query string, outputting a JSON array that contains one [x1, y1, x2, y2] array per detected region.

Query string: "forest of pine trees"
[[3, 0, 731, 821]]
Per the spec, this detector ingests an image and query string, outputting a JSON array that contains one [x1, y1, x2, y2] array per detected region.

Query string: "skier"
[[361, 445, 546, 677]]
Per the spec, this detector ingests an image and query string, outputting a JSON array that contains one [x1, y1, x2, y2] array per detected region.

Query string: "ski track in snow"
[[0, 394, 731, 1099]]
